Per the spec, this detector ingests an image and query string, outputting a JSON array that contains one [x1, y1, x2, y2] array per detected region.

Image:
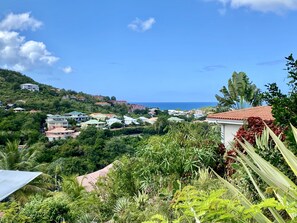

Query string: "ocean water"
[[132, 102, 217, 111]]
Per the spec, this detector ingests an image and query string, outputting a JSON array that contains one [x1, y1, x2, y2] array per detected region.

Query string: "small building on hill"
[[46, 115, 69, 130], [64, 111, 90, 122], [13, 107, 25, 113], [110, 100, 128, 105], [45, 127, 79, 141], [129, 104, 146, 112], [95, 102, 111, 106], [80, 119, 106, 129], [124, 116, 139, 125], [89, 113, 117, 121], [20, 83, 39, 92], [206, 106, 273, 148], [106, 118, 122, 127]]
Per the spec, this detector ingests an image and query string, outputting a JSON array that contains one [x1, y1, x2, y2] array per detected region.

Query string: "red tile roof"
[[207, 106, 273, 121]]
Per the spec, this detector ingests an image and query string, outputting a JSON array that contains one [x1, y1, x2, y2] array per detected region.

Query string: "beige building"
[[45, 127, 79, 141]]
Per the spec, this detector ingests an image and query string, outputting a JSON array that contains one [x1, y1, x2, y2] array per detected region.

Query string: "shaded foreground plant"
[[217, 124, 297, 222]]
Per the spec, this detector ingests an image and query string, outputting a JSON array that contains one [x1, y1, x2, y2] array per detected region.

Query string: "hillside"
[[0, 69, 128, 115]]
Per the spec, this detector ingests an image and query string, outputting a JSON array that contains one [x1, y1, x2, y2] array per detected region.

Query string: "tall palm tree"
[[215, 72, 262, 110]]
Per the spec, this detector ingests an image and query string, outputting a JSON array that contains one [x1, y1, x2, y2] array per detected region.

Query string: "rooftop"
[[46, 127, 74, 133], [77, 164, 113, 192], [82, 119, 104, 125], [207, 106, 273, 121], [0, 170, 41, 201]]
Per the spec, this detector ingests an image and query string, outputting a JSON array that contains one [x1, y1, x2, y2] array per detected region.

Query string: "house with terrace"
[[20, 83, 39, 92], [45, 127, 79, 141], [64, 111, 90, 122], [206, 106, 273, 148], [46, 115, 69, 130]]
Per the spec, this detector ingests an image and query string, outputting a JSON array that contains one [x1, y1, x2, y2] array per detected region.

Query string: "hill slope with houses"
[[0, 69, 146, 115]]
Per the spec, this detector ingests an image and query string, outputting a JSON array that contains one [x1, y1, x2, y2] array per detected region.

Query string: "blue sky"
[[1, 0, 297, 102]]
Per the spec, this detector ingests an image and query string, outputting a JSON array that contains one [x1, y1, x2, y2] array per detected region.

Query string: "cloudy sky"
[[1, 0, 297, 102]]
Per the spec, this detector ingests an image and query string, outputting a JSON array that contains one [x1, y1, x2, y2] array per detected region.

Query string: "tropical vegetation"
[[2, 55, 297, 222], [215, 71, 262, 110]]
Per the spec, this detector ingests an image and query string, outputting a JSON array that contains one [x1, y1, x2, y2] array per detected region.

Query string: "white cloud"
[[0, 12, 42, 31], [128, 17, 156, 32], [0, 13, 59, 72], [212, 0, 297, 13], [62, 66, 73, 74]]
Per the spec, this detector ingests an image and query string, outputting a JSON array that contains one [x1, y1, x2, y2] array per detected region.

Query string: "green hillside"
[[0, 69, 128, 114]]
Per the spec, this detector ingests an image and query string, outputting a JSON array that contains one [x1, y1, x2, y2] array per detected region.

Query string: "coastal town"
[[1, 2, 297, 222], [1, 82, 209, 143]]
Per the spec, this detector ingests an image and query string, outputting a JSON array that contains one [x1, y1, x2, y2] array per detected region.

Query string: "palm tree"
[[215, 72, 262, 110], [0, 140, 52, 203], [0, 140, 37, 170]]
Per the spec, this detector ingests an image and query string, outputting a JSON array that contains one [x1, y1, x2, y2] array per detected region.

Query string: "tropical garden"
[[1, 55, 297, 222]]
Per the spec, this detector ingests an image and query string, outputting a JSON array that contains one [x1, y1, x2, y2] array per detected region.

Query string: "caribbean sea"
[[131, 102, 217, 111]]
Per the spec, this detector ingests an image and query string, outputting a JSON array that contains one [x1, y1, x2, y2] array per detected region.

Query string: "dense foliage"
[[263, 54, 297, 151]]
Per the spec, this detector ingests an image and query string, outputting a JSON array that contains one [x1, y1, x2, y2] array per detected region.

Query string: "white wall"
[[222, 124, 242, 148]]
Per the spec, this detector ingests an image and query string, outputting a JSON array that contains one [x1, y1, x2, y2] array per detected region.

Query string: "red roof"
[[207, 106, 273, 121]]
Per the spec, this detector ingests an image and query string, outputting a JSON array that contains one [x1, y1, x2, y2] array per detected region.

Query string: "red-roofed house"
[[206, 106, 273, 147]]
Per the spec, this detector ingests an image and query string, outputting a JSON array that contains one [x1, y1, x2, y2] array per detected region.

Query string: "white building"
[[13, 107, 25, 112], [206, 106, 273, 148], [80, 119, 106, 129], [46, 115, 68, 130], [123, 116, 139, 125], [106, 118, 122, 127], [20, 83, 39, 92], [64, 111, 90, 122]]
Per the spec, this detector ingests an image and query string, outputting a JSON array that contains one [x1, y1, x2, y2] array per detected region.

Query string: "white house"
[[123, 116, 139, 125], [206, 106, 273, 148], [20, 83, 39, 91], [106, 118, 122, 127], [13, 107, 25, 112], [46, 115, 68, 130], [80, 119, 106, 129], [64, 111, 89, 122]]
